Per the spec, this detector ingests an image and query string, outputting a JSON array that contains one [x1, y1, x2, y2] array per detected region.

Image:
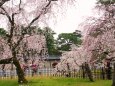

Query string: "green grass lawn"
[[0, 77, 112, 86]]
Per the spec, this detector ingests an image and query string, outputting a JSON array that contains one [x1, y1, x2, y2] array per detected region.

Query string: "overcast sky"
[[47, 0, 97, 37]]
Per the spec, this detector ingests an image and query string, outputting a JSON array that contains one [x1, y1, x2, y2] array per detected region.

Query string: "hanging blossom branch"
[[0, 6, 14, 47], [27, 0, 52, 28], [14, 0, 53, 49], [10, 0, 22, 41], [0, 7, 15, 46], [0, 0, 23, 47]]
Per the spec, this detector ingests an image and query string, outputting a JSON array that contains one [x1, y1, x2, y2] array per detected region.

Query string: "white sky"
[[47, 0, 97, 37]]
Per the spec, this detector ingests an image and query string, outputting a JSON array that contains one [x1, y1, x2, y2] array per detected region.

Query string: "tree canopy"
[[0, 28, 7, 37], [57, 31, 82, 51], [36, 27, 61, 56]]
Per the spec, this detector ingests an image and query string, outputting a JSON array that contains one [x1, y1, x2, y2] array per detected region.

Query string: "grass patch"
[[0, 77, 112, 86]]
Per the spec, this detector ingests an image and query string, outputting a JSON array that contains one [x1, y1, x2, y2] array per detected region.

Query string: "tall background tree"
[[0, 28, 7, 37], [57, 30, 82, 51], [37, 27, 61, 56], [43, 27, 57, 55]]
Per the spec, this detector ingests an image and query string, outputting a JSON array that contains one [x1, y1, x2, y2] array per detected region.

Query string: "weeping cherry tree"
[[0, 0, 75, 84]]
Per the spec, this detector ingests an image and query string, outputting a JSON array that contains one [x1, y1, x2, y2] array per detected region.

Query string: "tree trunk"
[[0, 57, 27, 83], [106, 61, 112, 80], [112, 63, 115, 86], [84, 62, 94, 82], [12, 49, 27, 84], [66, 63, 71, 77], [81, 64, 85, 78], [13, 58, 28, 84]]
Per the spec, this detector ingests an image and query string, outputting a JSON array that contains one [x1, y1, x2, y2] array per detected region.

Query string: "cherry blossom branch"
[[15, 0, 53, 49], [0, 0, 10, 7], [27, 0, 52, 28], [12, 0, 22, 18]]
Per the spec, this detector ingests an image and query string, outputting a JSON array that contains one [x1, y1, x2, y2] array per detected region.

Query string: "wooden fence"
[[0, 67, 113, 80]]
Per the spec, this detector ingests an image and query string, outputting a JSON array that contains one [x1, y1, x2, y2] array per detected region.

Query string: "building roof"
[[45, 55, 60, 61]]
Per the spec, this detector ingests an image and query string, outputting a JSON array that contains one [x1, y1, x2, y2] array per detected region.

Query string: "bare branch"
[[0, 58, 12, 64], [14, 35, 23, 49], [19, 0, 22, 10], [27, 13, 42, 29], [12, 0, 22, 18], [0, 11, 5, 15], [0, 0, 10, 7], [0, 6, 12, 23]]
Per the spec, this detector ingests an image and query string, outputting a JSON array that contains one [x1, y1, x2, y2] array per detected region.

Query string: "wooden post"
[[101, 67, 105, 80], [10, 61, 13, 79], [73, 69, 75, 78], [66, 63, 71, 77]]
